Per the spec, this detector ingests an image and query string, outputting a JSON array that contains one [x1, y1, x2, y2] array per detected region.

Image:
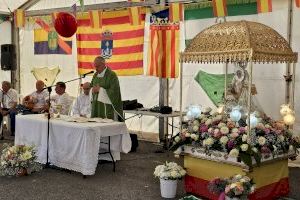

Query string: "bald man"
[[91, 56, 123, 121], [71, 82, 91, 117], [23, 80, 48, 113]]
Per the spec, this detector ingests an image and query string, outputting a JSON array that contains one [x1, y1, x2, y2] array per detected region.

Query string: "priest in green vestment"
[[91, 56, 123, 121]]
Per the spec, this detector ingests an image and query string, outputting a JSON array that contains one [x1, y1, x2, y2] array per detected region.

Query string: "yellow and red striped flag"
[[128, 7, 142, 25], [257, 0, 272, 13], [76, 9, 146, 76], [169, 3, 183, 22], [147, 24, 180, 78], [212, 0, 227, 17], [14, 9, 25, 28], [296, 0, 300, 8], [89, 10, 103, 29], [127, 0, 143, 25]]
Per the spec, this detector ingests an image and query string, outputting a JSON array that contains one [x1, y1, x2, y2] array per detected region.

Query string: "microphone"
[[82, 71, 94, 77]]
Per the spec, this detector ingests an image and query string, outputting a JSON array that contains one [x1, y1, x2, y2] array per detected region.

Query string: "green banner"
[[184, 1, 257, 20]]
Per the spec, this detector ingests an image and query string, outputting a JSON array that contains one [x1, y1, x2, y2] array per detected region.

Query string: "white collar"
[[97, 67, 107, 78]]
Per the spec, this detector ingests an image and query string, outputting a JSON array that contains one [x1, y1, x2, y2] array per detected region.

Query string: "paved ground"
[[0, 138, 299, 200]]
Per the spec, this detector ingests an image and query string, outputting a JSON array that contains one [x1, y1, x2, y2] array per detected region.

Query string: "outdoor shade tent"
[[179, 20, 298, 134]]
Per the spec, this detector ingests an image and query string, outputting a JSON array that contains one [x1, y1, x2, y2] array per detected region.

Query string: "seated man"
[[50, 82, 72, 115], [71, 82, 91, 118], [22, 80, 48, 113], [0, 81, 18, 136]]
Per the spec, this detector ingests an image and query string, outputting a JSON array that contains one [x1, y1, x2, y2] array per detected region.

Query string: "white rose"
[[265, 124, 271, 129], [240, 144, 249, 152], [203, 138, 214, 146], [258, 137, 266, 146], [220, 127, 229, 135], [193, 125, 199, 132], [289, 145, 294, 152], [242, 134, 248, 142], [193, 120, 200, 126], [191, 134, 196, 140], [218, 122, 226, 128], [191, 134, 199, 141], [185, 132, 191, 137], [174, 136, 181, 143], [170, 171, 178, 178], [231, 128, 239, 133], [220, 136, 229, 145], [205, 119, 212, 126], [278, 135, 285, 142], [229, 149, 239, 158], [208, 128, 213, 133]]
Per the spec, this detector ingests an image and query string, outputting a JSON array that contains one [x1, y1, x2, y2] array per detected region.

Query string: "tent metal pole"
[[18, 0, 41, 10], [11, 22, 20, 93], [291, 63, 296, 110], [285, 0, 293, 104], [224, 62, 228, 101], [247, 61, 253, 137], [179, 60, 183, 132], [25, 0, 157, 17]]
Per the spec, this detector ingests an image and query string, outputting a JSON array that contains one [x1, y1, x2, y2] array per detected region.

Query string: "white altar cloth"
[[15, 114, 131, 175]]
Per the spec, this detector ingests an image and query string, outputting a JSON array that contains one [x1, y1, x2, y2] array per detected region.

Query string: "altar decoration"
[[178, 20, 298, 200], [208, 174, 255, 200], [172, 109, 299, 168], [154, 162, 186, 198], [0, 144, 42, 176]]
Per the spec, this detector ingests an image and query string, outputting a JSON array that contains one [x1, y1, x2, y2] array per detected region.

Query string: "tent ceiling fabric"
[[29, 0, 126, 11], [0, 0, 27, 12], [0, 0, 126, 12], [181, 20, 298, 64]]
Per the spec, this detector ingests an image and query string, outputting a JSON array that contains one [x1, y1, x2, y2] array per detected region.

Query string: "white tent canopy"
[[0, 0, 127, 13]]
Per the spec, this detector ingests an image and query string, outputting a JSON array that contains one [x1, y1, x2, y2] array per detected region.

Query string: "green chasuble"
[[91, 68, 123, 121]]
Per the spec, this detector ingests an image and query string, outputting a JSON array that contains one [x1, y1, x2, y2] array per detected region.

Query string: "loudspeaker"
[[1, 44, 16, 70]]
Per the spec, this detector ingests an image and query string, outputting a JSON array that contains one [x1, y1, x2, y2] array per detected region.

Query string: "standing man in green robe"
[[91, 56, 123, 121]]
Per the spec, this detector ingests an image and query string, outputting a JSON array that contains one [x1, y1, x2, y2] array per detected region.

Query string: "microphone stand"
[[44, 72, 92, 168]]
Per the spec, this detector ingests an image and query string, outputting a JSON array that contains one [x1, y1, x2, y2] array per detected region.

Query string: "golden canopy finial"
[[181, 20, 298, 63]]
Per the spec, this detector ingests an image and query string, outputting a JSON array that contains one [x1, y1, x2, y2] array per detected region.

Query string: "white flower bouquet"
[[154, 161, 186, 180], [0, 144, 42, 176]]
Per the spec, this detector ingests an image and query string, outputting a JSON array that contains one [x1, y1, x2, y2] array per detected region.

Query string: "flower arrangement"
[[224, 174, 255, 199], [154, 161, 186, 180], [208, 174, 255, 200], [0, 144, 42, 176], [171, 108, 300, 168]]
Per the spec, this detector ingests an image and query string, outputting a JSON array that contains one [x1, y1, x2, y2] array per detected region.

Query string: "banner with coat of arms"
[[76, 8, 145, 76]]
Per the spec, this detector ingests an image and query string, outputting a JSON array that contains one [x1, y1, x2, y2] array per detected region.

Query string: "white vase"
[[160, 178, 178, 198]]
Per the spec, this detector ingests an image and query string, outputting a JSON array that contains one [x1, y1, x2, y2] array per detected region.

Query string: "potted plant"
[[0, 144, 42, 177], [208, 174, 255, 200], [154, 161, 186, 198], [224, 174, 255, 200]]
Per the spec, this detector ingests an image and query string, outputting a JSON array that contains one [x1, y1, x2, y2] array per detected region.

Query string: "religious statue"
[[225, 62, 262, 115]]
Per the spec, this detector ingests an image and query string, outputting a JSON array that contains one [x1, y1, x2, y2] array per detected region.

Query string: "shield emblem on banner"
[[101, 30, 113, 59]]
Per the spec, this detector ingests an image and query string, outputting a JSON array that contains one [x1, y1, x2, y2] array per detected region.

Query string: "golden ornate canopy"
[[181, 20, 298, 63]]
